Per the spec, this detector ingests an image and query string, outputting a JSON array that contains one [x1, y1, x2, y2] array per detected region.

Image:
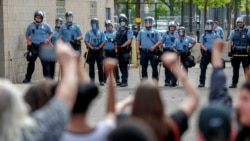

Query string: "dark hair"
[[108, 118, 156, 141], [72, 83, 99, 113], [24, 81, 55, 112], [131, 80, 171, 141], [214, 21, 219, 25]]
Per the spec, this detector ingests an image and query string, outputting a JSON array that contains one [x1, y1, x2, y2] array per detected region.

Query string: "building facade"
[[0, 0, 114, 83]]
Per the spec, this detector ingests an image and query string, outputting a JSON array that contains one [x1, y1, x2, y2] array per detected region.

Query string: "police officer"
[[84, 18, 106, 86], [213, 21, 224, 39], [198, 20, 220, 87], [23, 10, 53, 83], [173, 26, 196, 72], [136, 16, 162, 81], [161, 21, 178, 86], [228, 17, 250, 88], [48, 18, 63, 79], [103, 20, 120, 85], [59, 11, 83, 53], [115, 14, 133, 87]]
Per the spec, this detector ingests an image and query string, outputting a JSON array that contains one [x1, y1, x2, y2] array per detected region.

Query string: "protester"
[[0, 40, 79, 141], [116, 52, 199, 141], [60, 58, 117, 141], [108, 118, 156, 141]]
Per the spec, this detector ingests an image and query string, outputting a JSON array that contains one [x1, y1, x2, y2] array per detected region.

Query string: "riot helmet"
[[205, 20, 214, 31], [168, 21, 176, 31], [34, 10, 44, 23], [236, 17, 245, 28], [91, 18, 99, 31], [104, 20, 113, 27], [65, 11, 73, 23], [119, 14, 128, 27], [144, 16, 154, 30], [55, 18, 63, 28], [178, 26, 185, 36]]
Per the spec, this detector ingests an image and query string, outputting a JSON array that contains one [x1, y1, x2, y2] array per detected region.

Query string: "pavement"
[[16, 61, 244, 141]]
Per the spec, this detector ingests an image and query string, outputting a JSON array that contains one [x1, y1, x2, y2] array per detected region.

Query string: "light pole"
[[155, 0, 158, 29]]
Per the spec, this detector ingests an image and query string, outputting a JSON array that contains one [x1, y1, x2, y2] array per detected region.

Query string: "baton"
[[83, 48, 89, 68], [233, 55, 249, 57]]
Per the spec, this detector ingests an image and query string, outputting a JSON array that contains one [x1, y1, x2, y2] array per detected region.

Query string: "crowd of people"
[[2, 10, 250, 141], [1, 39, 250, 141]]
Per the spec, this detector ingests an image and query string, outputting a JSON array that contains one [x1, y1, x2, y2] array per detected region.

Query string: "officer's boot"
[[229, 83, 237, 88], [22, 78, 31, 83]]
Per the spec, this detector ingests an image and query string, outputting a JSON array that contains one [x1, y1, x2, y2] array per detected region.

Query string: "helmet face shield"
[[66, 16, 73, 23], [178, 27, 185, 36], [205, 20, 214, 31], [120, 21, 126, 27]]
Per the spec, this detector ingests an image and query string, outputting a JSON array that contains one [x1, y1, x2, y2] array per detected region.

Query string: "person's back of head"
[[72, 82, 99, 114], [198, 102, 231, 141], [0, 79, 34, 141], [24, 80, 55, 112], [108, 118, 156, 141], [132, 80, 171, 141]]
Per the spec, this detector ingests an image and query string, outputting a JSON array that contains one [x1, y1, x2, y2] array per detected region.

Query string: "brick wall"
[[0, 0, 114, 83]]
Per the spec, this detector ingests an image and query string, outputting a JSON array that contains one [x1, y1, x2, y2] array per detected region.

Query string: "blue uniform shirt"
[[214, 26, 224, 39], [162, 31, 178, 49], [51, 28, 60, 45], [199, 31, 220, 50], [137, 28, 161, 49], [26, 22, 53, 44], [173, 36, 195, 52], [59, 23, 82, 43], [84, 29, 106, 47], [228, 28, 250, 49], [104, 30, 116, 50]]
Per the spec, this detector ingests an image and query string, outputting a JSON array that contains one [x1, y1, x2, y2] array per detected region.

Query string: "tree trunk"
[[233, 0, 238, 29], [226, 3, 232, 40], [169, 0, 174, 16], [246, 0, 250, 25], [203, 0, 208, 31], [189, 0, 193, 33], [181, 1, 184, 25], [136, 0, 141, 31]]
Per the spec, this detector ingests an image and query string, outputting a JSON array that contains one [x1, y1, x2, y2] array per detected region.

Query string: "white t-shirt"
[[60, 118, 116, 141]]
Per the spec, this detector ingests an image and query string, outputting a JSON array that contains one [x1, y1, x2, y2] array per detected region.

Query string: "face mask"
[[179, 31, 184, 36], [205, 25, 213, 31], [92, 23, 97, 30], [120, 21, 126, 27]]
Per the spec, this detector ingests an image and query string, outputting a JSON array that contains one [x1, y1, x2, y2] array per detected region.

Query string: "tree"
[[184, 0, 231, 28], [160, 0, 181, 16]]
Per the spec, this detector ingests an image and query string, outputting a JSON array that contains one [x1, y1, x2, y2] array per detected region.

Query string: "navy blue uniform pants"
[[25, 44, 53, 79], [87, 50, 104, 83], [199, 52, 212, 84], [163, 49, 176, 84], [104, 50, 120, 82], [140, 51, 158, 80], [118, 51, 130, 83], [231, 56, 249, 84]]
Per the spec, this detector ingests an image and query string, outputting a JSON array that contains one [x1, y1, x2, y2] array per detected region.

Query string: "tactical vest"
[[233, 28, 249, 47], [116, 27, 130, 46]]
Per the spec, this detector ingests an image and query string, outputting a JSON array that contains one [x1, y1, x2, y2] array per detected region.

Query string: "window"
[[106, 8, 111, 20]]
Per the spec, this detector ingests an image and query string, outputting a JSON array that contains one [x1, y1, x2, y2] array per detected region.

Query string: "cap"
[[198, 102, 231, 140]]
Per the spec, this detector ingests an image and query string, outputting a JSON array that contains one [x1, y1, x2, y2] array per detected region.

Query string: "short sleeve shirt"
[[22, 98, 70, 141], [104, 30, 117, 50], [59, 23, 82, 43], [199, 31, 220, 50], [26, 22, 53, 44], [137, 28, 162, 49], [162, 31, 178, 49], [173, 36, 195, 52], [214, 26, 224, 39], [51, 28, 60, 45], [60, 118, 116, 141], [84, 29, 106, 47]]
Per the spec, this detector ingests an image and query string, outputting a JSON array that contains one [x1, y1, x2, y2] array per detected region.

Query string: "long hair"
[[0, 79, 34, 141], [131, 80, 171, 141]]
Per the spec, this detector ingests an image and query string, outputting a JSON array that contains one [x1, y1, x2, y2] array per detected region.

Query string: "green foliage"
[[183, 0, 231, 9]]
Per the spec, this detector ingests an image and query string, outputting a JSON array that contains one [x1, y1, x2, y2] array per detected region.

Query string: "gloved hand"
[[228, 52, 232, 57]]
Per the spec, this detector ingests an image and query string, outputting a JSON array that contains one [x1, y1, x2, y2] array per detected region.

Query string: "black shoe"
[[23, 78, 30, 83], [164, 82, 170, 86], [100, 82, 104, 86], [198, 84, 205, 88], [120, 82, 128, 87], [116, 81, 121, 86], [169, 83, 177, 87], [229, 83, 237, 88]]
